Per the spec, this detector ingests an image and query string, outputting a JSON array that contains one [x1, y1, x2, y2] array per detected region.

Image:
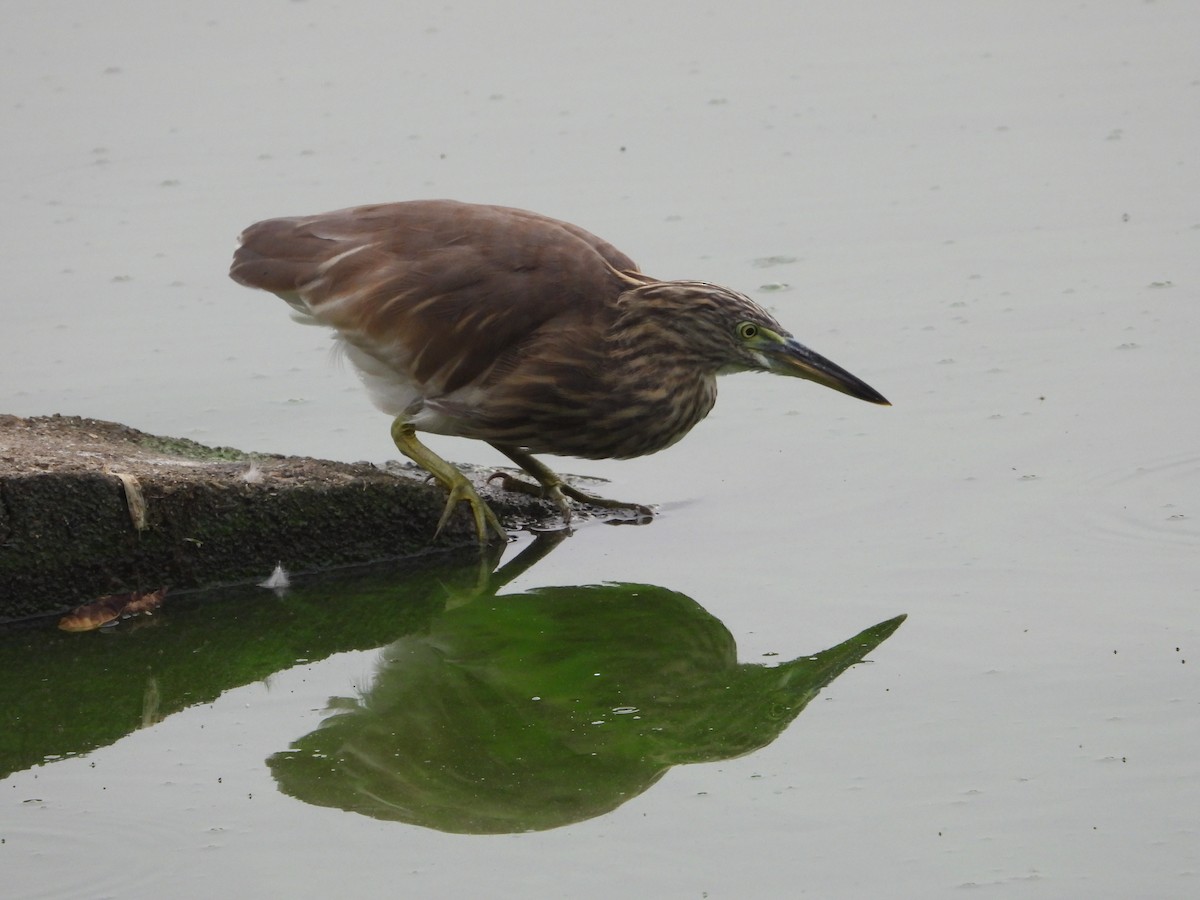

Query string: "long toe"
[[559, 484, 654, 519], [487, 471, 542, 497], [489, 471, 574, 527], [435, 479, 508, 544]]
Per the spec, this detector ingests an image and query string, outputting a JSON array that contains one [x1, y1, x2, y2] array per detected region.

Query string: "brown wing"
[[231, 200, 642, 392]]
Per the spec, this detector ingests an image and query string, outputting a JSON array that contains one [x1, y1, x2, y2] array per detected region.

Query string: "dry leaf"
[[59, 593, 128, 632], [123, 586, 167, 615], [58, 587, 168, 632], [109, 471, 148, 531]]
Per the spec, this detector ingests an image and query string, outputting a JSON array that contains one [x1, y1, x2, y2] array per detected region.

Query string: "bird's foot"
[[391, 418, 507, 545], [435, 474, 508, 544], [488, 472, 545, 498], [557, 482, 655, 521], [488, 472, 654, 525], [488, 472, 573, 523]]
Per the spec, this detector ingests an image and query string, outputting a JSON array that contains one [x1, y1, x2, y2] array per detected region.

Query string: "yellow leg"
[[391, 418, 507, 544], [490, 444, 654, 524]]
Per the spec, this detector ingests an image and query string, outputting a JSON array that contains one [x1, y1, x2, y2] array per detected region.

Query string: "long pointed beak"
[[770, 339, 890, 405]]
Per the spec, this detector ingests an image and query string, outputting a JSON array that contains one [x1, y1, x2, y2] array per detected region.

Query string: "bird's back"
[[230, 200, 643, 394]]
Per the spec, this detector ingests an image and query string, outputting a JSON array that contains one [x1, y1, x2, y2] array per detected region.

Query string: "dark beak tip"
[[849, 383, 890, 406]]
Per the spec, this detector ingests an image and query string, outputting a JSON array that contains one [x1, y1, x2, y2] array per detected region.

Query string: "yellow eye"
[[737, 322, 759, 340]]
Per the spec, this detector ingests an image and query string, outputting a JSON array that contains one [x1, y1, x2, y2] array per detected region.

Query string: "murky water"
[[2, 1, 1198, 897]]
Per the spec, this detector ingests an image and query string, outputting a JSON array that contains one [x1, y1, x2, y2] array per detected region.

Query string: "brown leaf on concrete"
[[110, 471, 148, 531]]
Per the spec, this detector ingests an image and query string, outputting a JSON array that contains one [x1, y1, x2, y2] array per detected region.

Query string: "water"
[[2, 1, 1199, 897]]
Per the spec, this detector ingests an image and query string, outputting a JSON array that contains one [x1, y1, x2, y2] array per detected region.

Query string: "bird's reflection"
[[269, 534, 904, 833]]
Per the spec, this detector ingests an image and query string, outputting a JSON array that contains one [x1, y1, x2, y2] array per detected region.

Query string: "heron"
[[230, 200, 888, 542]]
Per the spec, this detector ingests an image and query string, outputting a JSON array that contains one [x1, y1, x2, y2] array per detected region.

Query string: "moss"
[[133, 433, 257, 462]]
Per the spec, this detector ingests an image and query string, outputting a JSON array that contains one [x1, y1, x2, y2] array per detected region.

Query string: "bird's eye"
[[737, 322, 759, 340]]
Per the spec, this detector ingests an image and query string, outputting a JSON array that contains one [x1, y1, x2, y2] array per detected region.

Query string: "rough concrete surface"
[[0, 414, 552, 621]]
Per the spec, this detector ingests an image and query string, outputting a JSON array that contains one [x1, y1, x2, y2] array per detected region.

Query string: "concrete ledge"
[[0, 414, 554, 622]]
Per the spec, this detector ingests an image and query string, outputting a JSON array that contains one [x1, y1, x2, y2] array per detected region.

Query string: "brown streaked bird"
[[230, 200, 889, 542]]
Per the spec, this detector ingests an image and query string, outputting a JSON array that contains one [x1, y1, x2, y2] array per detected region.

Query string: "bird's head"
[[618, 280, 890, 406]]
